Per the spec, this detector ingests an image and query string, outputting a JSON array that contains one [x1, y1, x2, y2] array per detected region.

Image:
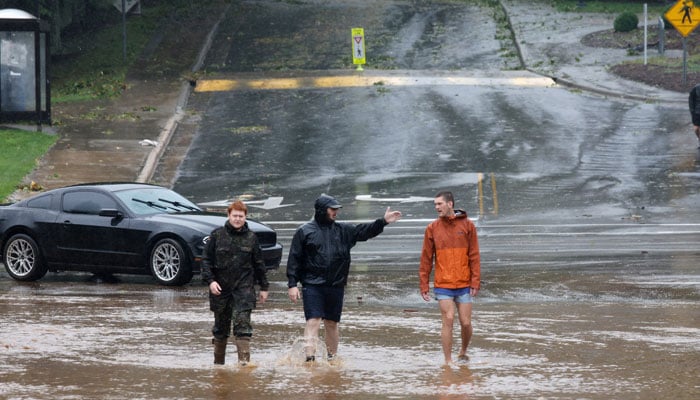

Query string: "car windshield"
[[114, 188, 201, 215]]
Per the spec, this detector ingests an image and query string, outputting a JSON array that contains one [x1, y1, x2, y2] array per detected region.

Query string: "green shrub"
[[614, 11, 639, 32]]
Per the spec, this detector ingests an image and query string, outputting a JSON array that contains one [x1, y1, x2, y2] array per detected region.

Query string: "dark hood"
[[313, 194, 341, 225]]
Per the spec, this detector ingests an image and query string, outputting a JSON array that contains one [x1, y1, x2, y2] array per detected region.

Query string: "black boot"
[[213, 338, 227, 365]]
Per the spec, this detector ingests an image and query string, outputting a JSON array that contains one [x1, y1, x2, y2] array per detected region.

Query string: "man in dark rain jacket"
[[202, 200, 269, 366], [287, 194, 402, 361], [689, 83, 700, 147]]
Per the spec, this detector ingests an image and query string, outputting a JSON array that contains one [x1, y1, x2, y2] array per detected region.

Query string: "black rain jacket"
[[286, 207, 387, 288], [689, 84, 700, 125]]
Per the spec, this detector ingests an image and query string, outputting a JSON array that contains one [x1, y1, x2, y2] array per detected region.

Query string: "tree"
[[3, 0, 115, 54]]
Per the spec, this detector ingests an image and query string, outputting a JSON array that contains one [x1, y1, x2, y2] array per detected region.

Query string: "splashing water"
[[277, 336, 331, 367]]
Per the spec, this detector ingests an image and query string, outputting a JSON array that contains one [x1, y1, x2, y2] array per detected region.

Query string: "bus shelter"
[[0, 8, 50, 125]]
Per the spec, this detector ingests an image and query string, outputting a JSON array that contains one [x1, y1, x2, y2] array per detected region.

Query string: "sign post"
[[664, 0, 700, 84], [351, 27, 366, 71]]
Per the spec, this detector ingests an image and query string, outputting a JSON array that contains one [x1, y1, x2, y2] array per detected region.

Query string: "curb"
[[136, 82, 190, 183], [548, 74, 685, 103]]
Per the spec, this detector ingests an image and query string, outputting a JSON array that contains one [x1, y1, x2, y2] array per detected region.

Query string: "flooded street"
[[3, 0, 699, 398], [2, 253, 699, 399]]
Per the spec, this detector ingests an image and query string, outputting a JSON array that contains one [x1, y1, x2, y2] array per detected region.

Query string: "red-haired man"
[[202, 200, 269, 366]]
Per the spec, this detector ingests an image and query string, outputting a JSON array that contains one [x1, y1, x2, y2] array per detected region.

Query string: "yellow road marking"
[[195, 74, 556, 92]]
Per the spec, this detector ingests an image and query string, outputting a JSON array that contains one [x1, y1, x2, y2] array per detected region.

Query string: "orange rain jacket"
[[419, 210, 480, 294]]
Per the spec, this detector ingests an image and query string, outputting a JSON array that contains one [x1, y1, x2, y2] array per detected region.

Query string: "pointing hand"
[[384, 206, 402, 224]]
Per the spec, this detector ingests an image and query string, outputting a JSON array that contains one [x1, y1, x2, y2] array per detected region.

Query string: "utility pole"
[[122, 0, 127, 63]]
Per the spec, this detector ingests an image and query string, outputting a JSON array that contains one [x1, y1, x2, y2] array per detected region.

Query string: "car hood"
[[144, 212, 274, 235]]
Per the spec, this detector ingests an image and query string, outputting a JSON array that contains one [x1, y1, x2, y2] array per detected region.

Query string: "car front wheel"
[[3, 234, 48, 281], [149, 238, 192, 286]]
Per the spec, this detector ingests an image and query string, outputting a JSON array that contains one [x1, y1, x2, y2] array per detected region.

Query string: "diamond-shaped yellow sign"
[[665, 0, 700, 37]]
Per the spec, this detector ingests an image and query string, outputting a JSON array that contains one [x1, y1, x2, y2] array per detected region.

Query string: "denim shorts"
[[302, 285, 345, 322], [434, 287, 472, 303]]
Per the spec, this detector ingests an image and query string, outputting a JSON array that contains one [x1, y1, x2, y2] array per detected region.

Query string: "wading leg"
[[438, 299, 456, 364], [304, 317, 322, 361]]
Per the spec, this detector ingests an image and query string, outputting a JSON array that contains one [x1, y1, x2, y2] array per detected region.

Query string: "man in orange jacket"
[[419, 190, 481, 366]]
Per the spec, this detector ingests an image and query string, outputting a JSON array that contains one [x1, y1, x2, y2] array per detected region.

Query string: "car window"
[[114, 187, 200, 215], [26, 194, 52, 209], [62, 191, 117, 215]]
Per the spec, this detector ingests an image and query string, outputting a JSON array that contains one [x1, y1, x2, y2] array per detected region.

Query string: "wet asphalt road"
[[2, 0, 700, 399], [169, 3, 697, 225]]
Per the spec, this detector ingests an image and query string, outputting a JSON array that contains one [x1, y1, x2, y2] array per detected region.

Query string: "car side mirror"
[[99, 209, 123, 219]]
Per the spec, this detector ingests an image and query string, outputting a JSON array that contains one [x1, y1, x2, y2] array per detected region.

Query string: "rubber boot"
[[213, 338, 227, 365], [235, 337, 251, 365]]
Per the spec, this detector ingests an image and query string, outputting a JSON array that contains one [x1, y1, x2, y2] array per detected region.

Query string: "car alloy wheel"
[[3, 234, 47, 281], [150, 238, 191, 286]]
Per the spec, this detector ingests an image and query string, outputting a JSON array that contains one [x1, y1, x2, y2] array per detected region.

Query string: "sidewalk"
[[501, 0, 685, 104], [5, 1, 687, 202], [5, 77, 191, 203]]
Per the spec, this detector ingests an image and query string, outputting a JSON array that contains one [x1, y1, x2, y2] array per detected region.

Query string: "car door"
[[55, 190, 139, 268]]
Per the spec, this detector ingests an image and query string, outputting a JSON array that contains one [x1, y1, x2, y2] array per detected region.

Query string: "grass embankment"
[[52, 2, 179, 102], [0, 130, 57, 201]]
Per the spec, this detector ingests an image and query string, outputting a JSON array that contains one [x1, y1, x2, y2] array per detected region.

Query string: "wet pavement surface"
[[174, 78, 695, 226], [3, 0, 700, 399], [1, 256, 698, 399]]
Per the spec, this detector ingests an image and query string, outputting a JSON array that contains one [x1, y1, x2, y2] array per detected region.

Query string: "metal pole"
[[658, 17, 665, 55], [643, 4, 647, 65], [683, 37, 688, 86], [35, 24, 42, 131], [35, 0, 42, 130], [122, 0, 127, 63]]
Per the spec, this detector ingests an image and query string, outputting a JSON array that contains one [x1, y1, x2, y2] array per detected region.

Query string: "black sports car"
[[0, 183, 283, 286]]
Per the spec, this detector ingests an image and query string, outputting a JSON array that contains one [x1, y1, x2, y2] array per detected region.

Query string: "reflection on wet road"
[[1, 259, 698, 399]]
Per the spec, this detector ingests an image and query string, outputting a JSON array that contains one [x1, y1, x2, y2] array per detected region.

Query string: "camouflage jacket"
[[202, 221, 268, 310]]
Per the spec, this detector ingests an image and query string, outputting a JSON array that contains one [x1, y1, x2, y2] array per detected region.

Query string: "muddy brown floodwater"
[[1, 256, 698, 400]]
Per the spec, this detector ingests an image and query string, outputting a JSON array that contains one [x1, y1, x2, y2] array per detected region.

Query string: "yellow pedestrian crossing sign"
[[352, 28, 366, 69], [665, 0, 700, 37]]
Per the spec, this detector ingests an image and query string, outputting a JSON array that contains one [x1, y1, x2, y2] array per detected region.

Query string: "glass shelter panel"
[[40, 32, 46, 112], [0, 31, 36, 112]]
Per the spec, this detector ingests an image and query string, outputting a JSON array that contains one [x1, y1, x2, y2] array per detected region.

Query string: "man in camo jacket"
[[202, 200, 269, 366]]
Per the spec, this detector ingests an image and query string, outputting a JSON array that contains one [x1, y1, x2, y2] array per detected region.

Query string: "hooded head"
[[314, 194, 342, 224]]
